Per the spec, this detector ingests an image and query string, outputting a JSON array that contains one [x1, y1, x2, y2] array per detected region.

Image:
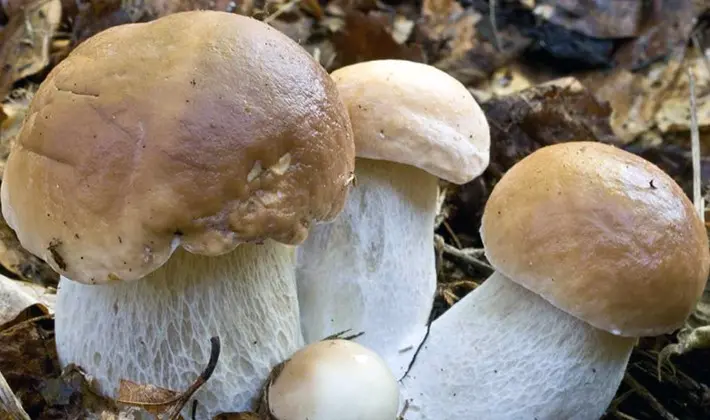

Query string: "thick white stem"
[[400, 272, 635, 420], [55, 240, 303, 419], [296, 158, 438, 378]]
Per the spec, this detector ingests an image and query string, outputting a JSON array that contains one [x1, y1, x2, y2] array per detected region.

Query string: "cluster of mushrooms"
[[2, 9, 709, 420]]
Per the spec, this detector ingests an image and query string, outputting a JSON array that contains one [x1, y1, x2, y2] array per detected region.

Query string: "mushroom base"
[[54, 240, 303, 419], [296, 158, 438, 378], [400, 271, 636, 420]]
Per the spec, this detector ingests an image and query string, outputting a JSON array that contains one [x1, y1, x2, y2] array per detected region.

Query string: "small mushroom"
[[296, 59, 490, 377], [1, 11, 354, 418], [265, 339, 400, 420], [400, 142, 710, 419]]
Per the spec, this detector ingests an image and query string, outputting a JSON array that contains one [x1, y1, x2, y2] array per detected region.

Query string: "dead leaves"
[[115, 336, 221, 419], [0, 0, 61, 98], [482, 76, 618, 172]]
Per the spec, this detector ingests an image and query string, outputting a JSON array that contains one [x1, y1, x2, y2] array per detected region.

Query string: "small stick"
[[623, 373, 679, 420], [687, 68, 704, 221], [489, 0, 502, 52], [0, 370, 30, 420]]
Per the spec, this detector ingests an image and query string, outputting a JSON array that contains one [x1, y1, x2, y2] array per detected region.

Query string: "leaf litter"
[[2, 0, 710, 419]]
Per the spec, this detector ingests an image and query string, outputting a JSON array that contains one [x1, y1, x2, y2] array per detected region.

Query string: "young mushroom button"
[[400, 141, 710, 419], [0, 11, 355, 418], [295, 59, 490, 378], [265, 339, 400, 420]]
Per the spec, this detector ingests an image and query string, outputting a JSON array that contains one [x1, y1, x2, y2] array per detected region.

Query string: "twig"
[[623, 373, 680, 420], [322, 329, 365, 341], [115, 336, 221, 419], [612, 411, 640, 420], [263, 0, 301, 23], [489, 0, 502, 52], [0, 370, 30, 420], [691, 32, 710, 82], [435, 235, 493, 273], [441, 220, 462, 249], [687, 68, 704, 221]]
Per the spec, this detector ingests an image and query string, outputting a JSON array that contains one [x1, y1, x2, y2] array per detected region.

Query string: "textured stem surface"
[[400, 272, 635, 420], [55, 241, 303, 418], [296, 158, 438, 378]]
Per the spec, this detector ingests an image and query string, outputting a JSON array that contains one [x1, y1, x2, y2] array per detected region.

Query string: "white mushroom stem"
[[54, 240, 303, 419], [296, 158, 438, 378], [400, 271, 636, 420]]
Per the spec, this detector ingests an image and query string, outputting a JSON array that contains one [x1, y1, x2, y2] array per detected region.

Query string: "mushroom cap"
[[0, 10, 355, 285], [330, 59, 490, 184], [267, 339, 400, 420], [480, 141, 710, 337]]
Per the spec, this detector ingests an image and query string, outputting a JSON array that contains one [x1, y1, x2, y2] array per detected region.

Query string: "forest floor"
[[2, 0, 710, 419]]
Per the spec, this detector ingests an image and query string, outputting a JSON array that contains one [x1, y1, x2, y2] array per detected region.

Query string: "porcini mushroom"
[[265, 339, 400, 420], [400, 141, 710, 419], [296, 59, 490, 377], [1, 11, 354, 417]]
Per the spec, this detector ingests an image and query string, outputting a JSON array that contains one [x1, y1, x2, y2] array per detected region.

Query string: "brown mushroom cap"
[[1, 10, 355, 285], [330, 59, 490, 184], [481, 141, 710, 337]]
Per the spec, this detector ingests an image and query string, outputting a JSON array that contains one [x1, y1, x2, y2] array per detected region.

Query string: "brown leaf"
[[613, 0, 706, 71], [0, 0, 62, 98], [117, 379, 180, 417], [0, 275, 53, 328], [0, 370, 31, 420], [0, 310, 58, 418], [71, 0, 237, 46], [331, 9, 424, 69], [581, 44, 686, 143], [115, 336, 221, 419], [654, 47, 710, 133], [40, 364, 124, 419], [532, 0, 643, 39], [415, 1, 530, 86]]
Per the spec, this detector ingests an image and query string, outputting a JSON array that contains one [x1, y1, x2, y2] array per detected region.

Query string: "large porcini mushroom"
[[296, 59, 490, 377], [265, 339, 400, 420], [1, 10, 354, 417], [400, 141, 710, 419]]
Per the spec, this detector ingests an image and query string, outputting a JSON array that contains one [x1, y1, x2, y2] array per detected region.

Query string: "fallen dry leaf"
[[580, 44, 687, 143], [0, 309, 58, 418], [40, 364, 125, 419], [471, 60, 560, 101], [532, 0, 643, 39], [613, 0, 706, 71], [0, 274, 53, 327], [116, 336, 221, 419], [330, 9, 424, 69], [415, 0, 530, 86], [0, 0, 62, 98], [654, 47, 710, 133], [71, 0, 238, 46], [0, 369, 31, 420]]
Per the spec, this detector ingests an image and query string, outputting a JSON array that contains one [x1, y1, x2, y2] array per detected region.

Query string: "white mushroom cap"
[[330, 59, 490, 184], [267, 339, 400, 420]]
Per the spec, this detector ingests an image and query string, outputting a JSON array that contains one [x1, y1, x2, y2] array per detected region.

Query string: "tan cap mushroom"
[[266, 339, 400, 420], [331, 59, 489, 184], [401, 141, 710, 420], [2, 11, 353, 285], [297, 59, 491, 379], [481, 141, 709, 337], [1, 10, 354, 418]]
